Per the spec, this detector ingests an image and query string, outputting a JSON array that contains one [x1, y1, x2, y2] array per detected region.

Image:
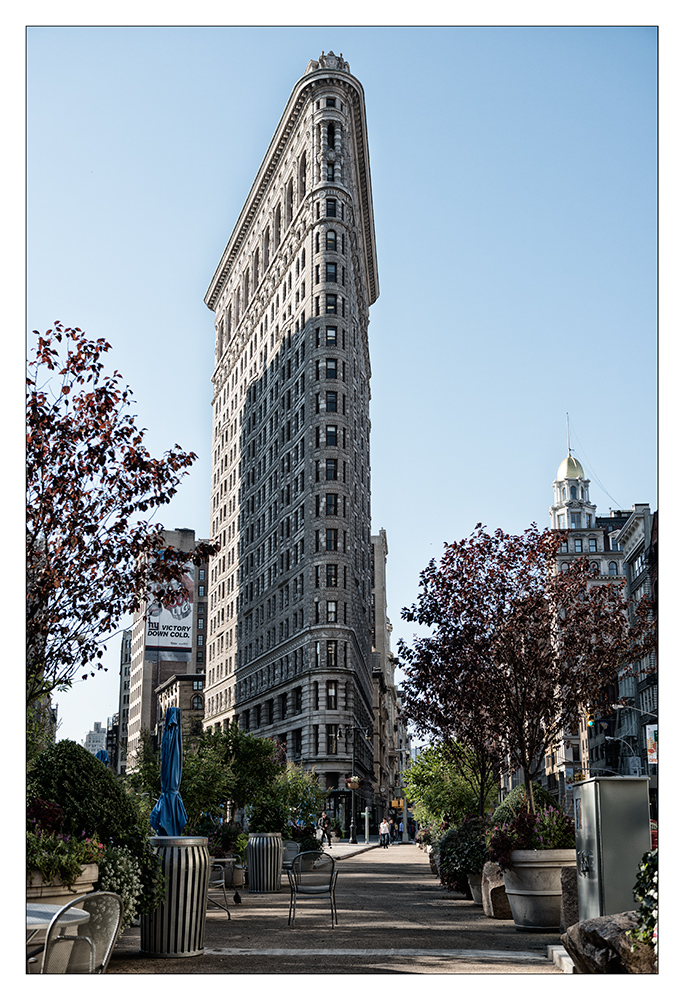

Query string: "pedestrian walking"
[[379, 817, 390, 848], [317, 810, 333, 847], [398, 819, 404, 841]]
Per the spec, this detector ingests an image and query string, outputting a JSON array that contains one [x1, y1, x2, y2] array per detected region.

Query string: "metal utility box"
[[573, 777, 651, 921]]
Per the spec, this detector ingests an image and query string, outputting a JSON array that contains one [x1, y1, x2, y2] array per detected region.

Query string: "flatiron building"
[[203, 53, 379, 804]]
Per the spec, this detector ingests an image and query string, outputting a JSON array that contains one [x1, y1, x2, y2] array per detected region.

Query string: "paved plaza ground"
[[107, 842, 565, 975]]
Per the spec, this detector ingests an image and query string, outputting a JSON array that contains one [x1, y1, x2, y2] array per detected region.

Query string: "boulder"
[[561, 911, 656, 974], [560, 866, 579, 934], [482, 861, 513, 919]]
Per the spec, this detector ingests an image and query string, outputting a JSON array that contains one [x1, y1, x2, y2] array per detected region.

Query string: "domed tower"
[[550, 452, 596, 531]]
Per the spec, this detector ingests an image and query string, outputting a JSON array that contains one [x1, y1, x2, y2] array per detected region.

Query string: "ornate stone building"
[[203, 53, 379, 812]]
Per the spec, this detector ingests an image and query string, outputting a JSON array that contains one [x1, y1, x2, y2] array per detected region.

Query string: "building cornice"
[[204, 66, 378, 313]]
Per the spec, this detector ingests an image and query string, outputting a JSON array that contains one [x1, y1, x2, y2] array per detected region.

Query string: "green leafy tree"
[[403, 745, 486, 828], [127, 723, 283, 830], [26, 323, 217, 709]]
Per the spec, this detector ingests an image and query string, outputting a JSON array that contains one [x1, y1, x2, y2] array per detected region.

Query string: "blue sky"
[[25, 24, 658, 745]]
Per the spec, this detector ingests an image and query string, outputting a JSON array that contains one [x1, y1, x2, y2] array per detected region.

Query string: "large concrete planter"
[[503, 849, 577, 931], [467, 872, 483, 906], [26, 863, 99, 906], [140, 836, 210, 958], [246, 832, 283, 893]]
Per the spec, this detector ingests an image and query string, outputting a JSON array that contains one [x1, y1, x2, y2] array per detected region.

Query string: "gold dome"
[[557, 454, 585, 480]]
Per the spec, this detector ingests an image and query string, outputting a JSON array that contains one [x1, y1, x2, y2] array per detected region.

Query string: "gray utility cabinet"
[[573, 776, 651, 922]]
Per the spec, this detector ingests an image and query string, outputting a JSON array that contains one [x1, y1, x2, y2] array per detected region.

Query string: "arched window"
[[608, 562, 618, 576], [561, 562, 570, 574], [191, 695, 203, 711], [326, 229, 337, 251], [315, 231, 320, 253], [570, 486, 577, 499], [286, 179, 294, 225], [275, 204, 281, 246], [299, 153, 306, 202], [253, 248, 260, 287], [590, 562, 599, 576], [263, 227, 270, 268]]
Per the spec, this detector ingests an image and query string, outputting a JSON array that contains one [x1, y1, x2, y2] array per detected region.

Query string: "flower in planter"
[[27, 829, 105, 888], [487, 807, 575, 871]]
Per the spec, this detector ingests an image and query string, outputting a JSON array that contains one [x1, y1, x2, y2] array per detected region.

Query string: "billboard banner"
[[646, 724, 658, 764], [145, 564, 194, 655]]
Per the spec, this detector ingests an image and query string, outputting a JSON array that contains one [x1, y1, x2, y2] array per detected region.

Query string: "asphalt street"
[[107, 842, 564, 975]]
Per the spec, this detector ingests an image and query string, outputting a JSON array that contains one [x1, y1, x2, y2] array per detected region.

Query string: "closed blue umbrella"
[[95, 748, 109, 764], [150, 706, 188, 836]]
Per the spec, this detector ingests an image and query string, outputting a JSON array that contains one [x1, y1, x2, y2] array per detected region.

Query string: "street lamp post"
[[605, 735, 642, 775], [338, 725, 370, 845]]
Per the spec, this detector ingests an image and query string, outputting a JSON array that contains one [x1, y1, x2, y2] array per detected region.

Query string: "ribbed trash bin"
[[140, 836, 210, 957], [246, 832, 283, 893]]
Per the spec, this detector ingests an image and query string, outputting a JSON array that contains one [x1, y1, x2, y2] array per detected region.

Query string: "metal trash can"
[[140, 836, 210, 957], [246, 832, 283, 892]]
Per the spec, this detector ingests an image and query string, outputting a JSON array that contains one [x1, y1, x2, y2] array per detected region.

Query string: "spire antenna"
[[566, 413, 571, 455]]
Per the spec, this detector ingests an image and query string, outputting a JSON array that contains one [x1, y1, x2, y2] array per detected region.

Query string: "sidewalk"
[[107, 843, 566, 975]]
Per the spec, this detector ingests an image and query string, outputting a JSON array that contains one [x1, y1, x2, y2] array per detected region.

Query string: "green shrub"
[[491, 783, 559, 826], [28, 740, 164, 914], [436, 817, 489, 894], [629, 849, 657, 963], [97, 846, 143, 933]]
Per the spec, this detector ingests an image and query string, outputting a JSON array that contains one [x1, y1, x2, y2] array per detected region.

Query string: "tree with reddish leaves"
[[27, 323, 217, 710], [398, 524, 654, 813]]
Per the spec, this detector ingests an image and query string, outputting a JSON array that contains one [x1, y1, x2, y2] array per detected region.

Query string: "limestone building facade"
[[203, 53, 379, 799]]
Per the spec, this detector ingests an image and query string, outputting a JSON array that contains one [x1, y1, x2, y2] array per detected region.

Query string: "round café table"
[[26, 902, 90, 943]]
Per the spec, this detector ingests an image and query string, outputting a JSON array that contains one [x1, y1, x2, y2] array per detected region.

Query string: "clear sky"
[[25, 22, 658, 745]]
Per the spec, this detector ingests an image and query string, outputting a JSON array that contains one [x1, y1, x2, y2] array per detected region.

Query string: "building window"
[[609, 562, 618, 576], [193, 679, 203, 690], [326, 564, 338, 587], [294, 687, 303, 713], [570, 486, 577, 499], [326, 640, 337, 668], [326, 294, 337, 315], [326, 162, 335, 181], [326, 198, 337, 218], [326, 326, 337, 345], [326, 230, 337, 251], [327, 680, 338, 709], [326, 459, 338, 480], [561, 562, 570, 573], [327, 724, 338, 755], [589, 538, 598, 552], [327, 600, 338, 623], [326, 262, 337, 283], [326, 358, 337, 379], [326, 493, 338, 516], [198, 585, 205, 597], [326, 528, 338, 551], [199, 569, 206, 580], [326, 97, 336, 108], [590, 562, 599, 575], [191, 695, 203, 711], [560, 540, 568, 552], [326, 391, 337, 412], [326, 425, 337, 446], [574, 538, 583, 552]]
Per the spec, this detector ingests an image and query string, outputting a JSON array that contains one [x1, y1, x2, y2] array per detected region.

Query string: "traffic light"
[[586, 711, 595, 728]]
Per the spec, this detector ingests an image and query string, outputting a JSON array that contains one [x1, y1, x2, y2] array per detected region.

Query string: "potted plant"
[[437, 817, 490, 904], [347, 775, 360, 790], [487, 806, 576, 931], [27, 798, 105, 904], [27, 743, 164, 916]]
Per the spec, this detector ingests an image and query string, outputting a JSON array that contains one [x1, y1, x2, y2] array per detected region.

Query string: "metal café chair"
[[33, 891, 123, 974], [207, 862, 231, 916], [282, 840, 300, 872], [287, 851, 338, 928]]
